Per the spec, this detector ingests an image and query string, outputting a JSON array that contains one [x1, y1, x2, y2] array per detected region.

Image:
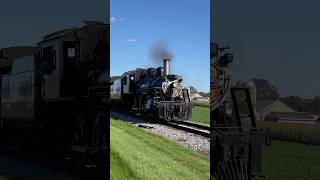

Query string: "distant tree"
[[198, 92, 209, 97], [252, 78, 279, 99], [280, 96, 310, 112], [311, 96, 320, 114], [189, 86, 198, 93]]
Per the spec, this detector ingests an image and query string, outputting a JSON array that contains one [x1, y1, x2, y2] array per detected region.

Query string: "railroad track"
[[172, 120, 211, 131], [111, 110, 210, 137], [160, 121, 210, 138]]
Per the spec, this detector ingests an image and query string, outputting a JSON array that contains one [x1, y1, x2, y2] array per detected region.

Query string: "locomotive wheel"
[[70, 114, 87, 165]]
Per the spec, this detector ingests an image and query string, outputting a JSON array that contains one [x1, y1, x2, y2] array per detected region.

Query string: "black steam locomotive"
[[211, 43, 271, 180], [0, 21, 109, 165], [111, 59, 192, 121]]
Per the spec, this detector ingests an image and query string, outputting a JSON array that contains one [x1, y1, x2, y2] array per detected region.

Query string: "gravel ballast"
[[111, 111, 210, 155]]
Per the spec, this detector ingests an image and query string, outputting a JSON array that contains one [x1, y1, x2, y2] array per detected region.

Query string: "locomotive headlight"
[[173, 82, 179, 88]]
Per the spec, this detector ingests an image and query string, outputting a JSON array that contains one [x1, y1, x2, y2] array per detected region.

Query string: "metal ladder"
[[230, 87, 256, 128]]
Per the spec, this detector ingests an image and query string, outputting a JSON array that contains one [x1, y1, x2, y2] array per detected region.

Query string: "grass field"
[[110, 118, 210, 179], [192, 100, 209, 107], [0, 176, 9, 180], [257, 121, 320, 145], [255, 140, 320, 180], [189, 106, 210, 125]]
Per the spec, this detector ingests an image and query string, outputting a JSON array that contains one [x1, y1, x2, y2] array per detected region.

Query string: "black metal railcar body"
[[0, 21, 109, 164], [111, 59, 192, 121]]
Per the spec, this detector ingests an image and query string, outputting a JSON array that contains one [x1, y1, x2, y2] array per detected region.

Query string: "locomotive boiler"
[[211, 43, 271, 180], [111, 59, 192, 121], [0, 21, 109, 165]]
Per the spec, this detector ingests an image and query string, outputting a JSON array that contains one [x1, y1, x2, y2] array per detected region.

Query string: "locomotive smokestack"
[[163, 59, 170, 76]]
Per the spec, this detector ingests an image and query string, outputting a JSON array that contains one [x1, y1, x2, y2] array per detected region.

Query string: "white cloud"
[[126, 38, 136, 43], [110, 16, 125, 23], [110, 17, 116, 22]]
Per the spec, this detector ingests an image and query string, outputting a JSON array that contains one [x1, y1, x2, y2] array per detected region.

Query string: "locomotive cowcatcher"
[[0, 21, 109, 165], [111, 59, 192, 121]]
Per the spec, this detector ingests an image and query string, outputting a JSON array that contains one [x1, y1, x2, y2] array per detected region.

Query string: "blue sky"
[[0, 0, 107, 48], [111, 0, 210, 92], [214, 0, 320, 98]]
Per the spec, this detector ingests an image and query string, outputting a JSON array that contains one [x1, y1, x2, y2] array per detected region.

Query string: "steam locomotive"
[[111, 59, 192, 121], [211, 43, 271, 180], [0, 21, 109, 165]]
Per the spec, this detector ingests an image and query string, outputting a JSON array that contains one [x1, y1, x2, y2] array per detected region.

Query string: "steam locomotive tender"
[[111, 59, 192, 121], [0, 21, 109, 164]]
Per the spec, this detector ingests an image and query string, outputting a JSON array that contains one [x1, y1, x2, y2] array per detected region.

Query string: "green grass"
[[257, 121, 320, 145], [189, 106, 210, 125], [255, 140, 320, 180], [0, 176, 9, 180], [110, 118, 210, 180]]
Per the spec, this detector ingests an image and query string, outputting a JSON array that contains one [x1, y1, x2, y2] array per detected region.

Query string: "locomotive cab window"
[[123, 76, 127, 85], [129, 75, 135, 92], [61, 41, 79, 97], [67, 47, 76, 58], [42, 46, 56, 71], [64, 42, 78, 61]]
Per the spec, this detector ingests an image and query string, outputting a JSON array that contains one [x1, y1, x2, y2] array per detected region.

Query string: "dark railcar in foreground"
[[111, 59, 192, 121], [211, 43, 271, 180], [0, 21, 109, 165]]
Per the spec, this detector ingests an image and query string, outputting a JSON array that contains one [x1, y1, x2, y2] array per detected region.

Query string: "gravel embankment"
[[111, 111, 210, 155]]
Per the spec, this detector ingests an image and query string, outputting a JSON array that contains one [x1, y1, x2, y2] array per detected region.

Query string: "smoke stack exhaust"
[[164, 59, 170, 76]]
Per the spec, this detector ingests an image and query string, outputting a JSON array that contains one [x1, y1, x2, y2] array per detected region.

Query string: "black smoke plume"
[[149, 41, 174, 65]]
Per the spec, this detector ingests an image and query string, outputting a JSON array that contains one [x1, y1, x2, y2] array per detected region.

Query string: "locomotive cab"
[[38, 23, 108, 99], [121, 72, 135, 94], [0, 22, 109, 167]]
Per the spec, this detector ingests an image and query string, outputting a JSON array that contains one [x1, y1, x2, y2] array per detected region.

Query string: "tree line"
[[252, 78, 320, 114]]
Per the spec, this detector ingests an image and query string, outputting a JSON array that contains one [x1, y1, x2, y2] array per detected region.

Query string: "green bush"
[[192, 100, 210, 107]]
